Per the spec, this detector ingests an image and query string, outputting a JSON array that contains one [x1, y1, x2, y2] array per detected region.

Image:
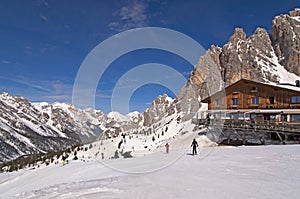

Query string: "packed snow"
[[0, 144, 299, 198]]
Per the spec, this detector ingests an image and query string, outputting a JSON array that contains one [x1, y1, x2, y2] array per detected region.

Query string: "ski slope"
[[0, 145, 299, 198]]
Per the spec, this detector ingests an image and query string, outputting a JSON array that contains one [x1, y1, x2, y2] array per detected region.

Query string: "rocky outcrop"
[[178, 8, 300, 109], [220, 27, 279, 85], [272, 8, 300, 75], [143, 94, 173, 126], [175, 45, 223, 121], [161, 8, 300, 122]]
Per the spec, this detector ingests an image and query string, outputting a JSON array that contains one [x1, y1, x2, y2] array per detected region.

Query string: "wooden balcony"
[[229, 105, 239, 109], [289, 104, 300, 108], [248, 104, 260, 108], [232, 91, 240, 95], [266, 104, 275, 108]]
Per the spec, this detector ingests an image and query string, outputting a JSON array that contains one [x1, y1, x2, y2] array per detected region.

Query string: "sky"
[[0, 0, 299, 114]]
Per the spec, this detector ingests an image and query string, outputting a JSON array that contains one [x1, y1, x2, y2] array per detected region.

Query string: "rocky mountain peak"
[[290, 8, 300, 17], [178, 8, 300, 110], [253, 27, 269, 37], [248, 27, 274, 58], [229, 28, 246, 43], [143, 94, 174, 126]]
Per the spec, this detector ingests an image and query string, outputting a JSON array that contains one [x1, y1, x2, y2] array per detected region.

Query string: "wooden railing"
[[223, 120, 300, 134], [193, 118, 300, 134]]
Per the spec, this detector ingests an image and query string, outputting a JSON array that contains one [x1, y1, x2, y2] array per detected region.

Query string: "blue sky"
[[0, 0, 299, 113]]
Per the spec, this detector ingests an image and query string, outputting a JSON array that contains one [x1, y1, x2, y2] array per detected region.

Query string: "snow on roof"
[[230, 79, 300, 93], [203, 79, 300, 102], [261, 81, 300, 92]]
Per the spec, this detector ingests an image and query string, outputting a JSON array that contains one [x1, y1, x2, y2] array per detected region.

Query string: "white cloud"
[[40, 94, 71, 101], [39, 14, 49, 22], [31, 81, 73, 103], [109, 1, 148, 32], [1, 60, 10, 64], [0, 76, 51, 92], [0, 76, 74, 102]]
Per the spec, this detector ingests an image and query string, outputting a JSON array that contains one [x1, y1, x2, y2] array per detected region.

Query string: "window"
[[232, 98, 238, 105], [291, 96, 300, 103], [269, 97, 274, 104], [251, 87, 258, 92], [216, 99, 222, 106], [231, 113, 238, 120], [291, 114, 300, 122], [251, 97, 259, 105]]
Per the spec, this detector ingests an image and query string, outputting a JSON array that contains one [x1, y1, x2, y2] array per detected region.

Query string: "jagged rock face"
[[272, 8, 300, 75], [143, 94, 173, 126], [180, 8, 300, 106], [175, 46, 223, 121], [220, 27, 280, 85]]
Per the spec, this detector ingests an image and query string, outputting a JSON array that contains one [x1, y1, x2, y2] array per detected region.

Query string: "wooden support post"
[[285, 134, 288, 142], [276, 132, 283, 144], [262, 132, 265, 145]]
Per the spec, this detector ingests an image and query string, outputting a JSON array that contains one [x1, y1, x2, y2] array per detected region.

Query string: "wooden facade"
[[201, 79, 300, 124], [198, 79, 300, 144], [202, 79, 300, 110]]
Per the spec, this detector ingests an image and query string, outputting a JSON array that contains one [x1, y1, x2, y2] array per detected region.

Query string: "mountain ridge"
[[1, 8, 299, 163]]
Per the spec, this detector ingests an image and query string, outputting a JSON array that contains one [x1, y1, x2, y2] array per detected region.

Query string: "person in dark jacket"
[[191, 138, 198, 155]]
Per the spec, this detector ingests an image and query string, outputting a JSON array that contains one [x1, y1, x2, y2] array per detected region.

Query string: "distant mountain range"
[[1, 8, 299, 163]]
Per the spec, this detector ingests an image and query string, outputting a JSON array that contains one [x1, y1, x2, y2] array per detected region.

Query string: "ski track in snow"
[[0, 145, 300, 199]]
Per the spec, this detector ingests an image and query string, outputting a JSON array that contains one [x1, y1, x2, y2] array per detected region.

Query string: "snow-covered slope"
[[0, 145, 299, 198], [1, 8, 300, 165]]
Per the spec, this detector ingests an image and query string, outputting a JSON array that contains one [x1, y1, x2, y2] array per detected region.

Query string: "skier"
[[121, 133, 126, 143], [165, 140, 169, 154], [191, 138, 198, 155], [118, 139, 123, 149], [61, 155, 66, 166]]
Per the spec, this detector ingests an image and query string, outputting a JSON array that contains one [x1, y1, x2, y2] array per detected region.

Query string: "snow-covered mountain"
[[1, 8, 300, 164], [0, 93, 108, 163], [101, 111, 144, 140]]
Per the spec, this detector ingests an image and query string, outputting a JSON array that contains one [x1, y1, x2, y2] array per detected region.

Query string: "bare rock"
[[272, 8, 300, 75]]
